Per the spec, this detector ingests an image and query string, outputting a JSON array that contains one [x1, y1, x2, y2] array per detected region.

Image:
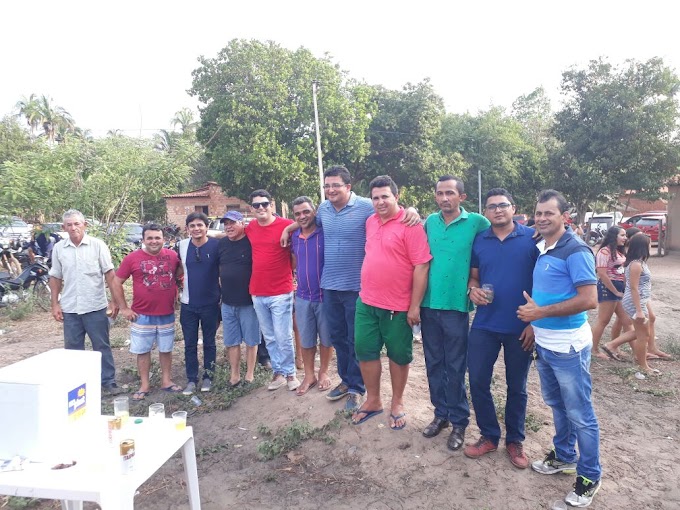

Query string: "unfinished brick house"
[[164, 182, 251, 226]]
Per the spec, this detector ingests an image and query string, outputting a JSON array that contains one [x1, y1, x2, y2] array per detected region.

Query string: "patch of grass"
[[1, 496, 41, 509], [1, 298, 35, 321], [256, 416, 342, 461], [197, 442, 230, 459], [525, 413, 542, 432], [633, 387, 675, 398], [109, 330, 129, 349], [661, 338, 680, 357], [607, 365, 640, 381]]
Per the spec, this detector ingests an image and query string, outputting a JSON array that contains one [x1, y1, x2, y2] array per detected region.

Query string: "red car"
[[619, 213, 666, 242]]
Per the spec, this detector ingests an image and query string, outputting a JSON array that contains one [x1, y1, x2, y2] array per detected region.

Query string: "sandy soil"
[[1, 252, 679, 510]]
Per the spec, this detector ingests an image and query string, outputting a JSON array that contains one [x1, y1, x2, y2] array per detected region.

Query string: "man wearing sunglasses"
[[178, 212, 221, 395], [463, 188, 538, 469], [246, 190, 300, 391]]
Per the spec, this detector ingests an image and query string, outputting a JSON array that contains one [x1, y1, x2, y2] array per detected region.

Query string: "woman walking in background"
[[604, 234, 659, 376], [591, 227, 630, 360]]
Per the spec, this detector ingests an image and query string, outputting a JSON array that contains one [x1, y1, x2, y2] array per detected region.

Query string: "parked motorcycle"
[[0, 238, 23, 276], [0, 256, 51, 310], [586, 226, 606, 246]]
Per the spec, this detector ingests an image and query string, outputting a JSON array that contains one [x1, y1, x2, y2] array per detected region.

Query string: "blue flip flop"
[[390, 412, 407, 430], [352, 408, 384, 425]]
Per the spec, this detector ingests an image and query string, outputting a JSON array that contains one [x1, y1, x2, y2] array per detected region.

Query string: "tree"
[[15, 94, 75, 143], [190, 39, 373, 206], [550, 57, 680, 220], [171, 107, 197, 135], [353, 80, 463, 211], [0, 116, 32, 165]]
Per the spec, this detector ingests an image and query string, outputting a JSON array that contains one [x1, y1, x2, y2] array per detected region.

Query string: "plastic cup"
[[172, 411, 187, 431], [412, 324, 421, 336], [482, 283, 495, 303], [148, 403, 165, 421], [113, 396, 130, 425]]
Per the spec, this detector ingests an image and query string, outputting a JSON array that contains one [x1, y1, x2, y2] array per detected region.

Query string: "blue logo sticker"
[[67, 383, 87, 421]]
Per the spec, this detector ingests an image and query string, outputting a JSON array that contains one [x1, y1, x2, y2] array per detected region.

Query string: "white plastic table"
[[0, 416, 201, 510]]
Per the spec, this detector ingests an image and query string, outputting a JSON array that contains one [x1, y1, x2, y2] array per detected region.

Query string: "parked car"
[[619, 212, 667, 232], [0, 217, 33, 242], [41, 223, 69, 240], [107, 223, 144, 248], [206, 215, 252, 238], [513, 214, 528, 225], [628, 216, 666, 243]]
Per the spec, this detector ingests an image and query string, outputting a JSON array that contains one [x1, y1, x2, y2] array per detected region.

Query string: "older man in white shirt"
[[49, 209, 120, 394]]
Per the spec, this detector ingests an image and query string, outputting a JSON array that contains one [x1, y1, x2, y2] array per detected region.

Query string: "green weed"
[[2, 496, 41, 509], [256, 417, 341, 461]]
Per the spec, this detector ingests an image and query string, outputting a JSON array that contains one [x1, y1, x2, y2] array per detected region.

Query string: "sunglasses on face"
[[195, 247, 201, 262], [251, 201, 270, 209]]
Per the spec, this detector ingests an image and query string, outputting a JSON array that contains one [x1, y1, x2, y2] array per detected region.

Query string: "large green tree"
[[550, 57, 680, 220], [190, 39, 374, 205], [15, 94, 75, 143]]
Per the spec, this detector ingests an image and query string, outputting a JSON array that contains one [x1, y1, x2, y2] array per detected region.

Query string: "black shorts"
[[597, 279, 625, 302]]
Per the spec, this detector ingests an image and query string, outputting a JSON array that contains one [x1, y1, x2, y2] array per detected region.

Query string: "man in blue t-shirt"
[[463, 188, 538, 469], [178, 212, 221, 395], [517, 190, 600, 508]]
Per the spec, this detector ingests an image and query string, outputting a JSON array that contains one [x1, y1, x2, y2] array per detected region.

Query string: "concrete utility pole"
[[312, 81, 324, 203]]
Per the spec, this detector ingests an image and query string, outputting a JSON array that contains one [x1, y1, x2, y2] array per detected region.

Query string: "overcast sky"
[[1, 0, 678, 138]]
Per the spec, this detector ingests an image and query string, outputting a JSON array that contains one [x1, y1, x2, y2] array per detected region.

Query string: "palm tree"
[[15, 94, 41, 136], [153, 129, 180, 152], [35, 95, 75, 143], [107, 129, 124, 137], [170, 107, 197, 135]]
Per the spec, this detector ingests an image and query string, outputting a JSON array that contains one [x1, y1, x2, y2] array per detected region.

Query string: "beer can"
[[120, 439, 135, 474], [108, 416, 122, 445]]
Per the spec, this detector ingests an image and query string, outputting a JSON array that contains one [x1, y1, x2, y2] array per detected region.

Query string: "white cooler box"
[[0, 349, 101, 462]]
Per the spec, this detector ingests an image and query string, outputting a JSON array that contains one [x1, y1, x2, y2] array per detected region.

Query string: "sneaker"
[[344, 393, 363, 411], [267, 374, 286, 391], [564, 476, 601, 507], [182, 382, 196, 396], [463, 436, 498, 459], [326, 383, 349, 401], [531, 449, 577, 475], [200, 378, 212, 392], [506, 442, 529, 469], [286, 376, 301, 391]]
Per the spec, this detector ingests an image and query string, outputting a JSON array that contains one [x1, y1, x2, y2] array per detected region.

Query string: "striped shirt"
[[292, 227, 324, 302], [622, 260, 651, 318], [316, 193, 374, 291]]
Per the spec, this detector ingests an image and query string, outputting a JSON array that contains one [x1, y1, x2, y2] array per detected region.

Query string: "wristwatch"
[[467, 287, 477, 296]]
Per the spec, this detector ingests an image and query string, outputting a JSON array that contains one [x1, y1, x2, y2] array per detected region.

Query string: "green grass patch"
[[256, 414, 343, 461]]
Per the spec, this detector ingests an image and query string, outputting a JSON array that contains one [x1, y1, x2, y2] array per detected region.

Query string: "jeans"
[[322, 289, 364, 395], [180, 302, 219, 383], [421, 307, 469, 427], [63, 308, 116, 386], [252, 293, 296, 377], [536, 344, 601, 481], [468, 328, 532, 445]]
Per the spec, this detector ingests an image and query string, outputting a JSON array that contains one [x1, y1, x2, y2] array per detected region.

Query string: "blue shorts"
[[597, 279, 625, 302], [130, 314, 175, 354], [295, 296, 332, 349], [221, 303, 261, 347]]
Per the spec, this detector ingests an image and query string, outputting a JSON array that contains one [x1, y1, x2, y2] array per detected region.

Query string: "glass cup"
[[172, 411, 187, 431], [482, 283, 495, 303], [148, 403, 165, 421], [113, 396, 130, 425]]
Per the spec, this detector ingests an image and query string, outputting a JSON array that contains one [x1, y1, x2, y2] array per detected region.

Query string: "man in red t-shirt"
[[245, 189, 300, 392], [111, 224, 183, 400], [352, 175, 431, 430]]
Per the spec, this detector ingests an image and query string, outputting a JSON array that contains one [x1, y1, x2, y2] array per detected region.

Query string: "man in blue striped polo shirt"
[[282, 165, 420, 410], [517, 189, 600, 508]]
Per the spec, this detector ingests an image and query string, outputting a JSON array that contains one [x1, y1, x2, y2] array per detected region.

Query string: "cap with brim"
[[221, 211, 244, 222]]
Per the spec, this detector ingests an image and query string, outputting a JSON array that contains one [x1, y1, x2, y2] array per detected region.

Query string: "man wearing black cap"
[[218, 211, 261, 386]]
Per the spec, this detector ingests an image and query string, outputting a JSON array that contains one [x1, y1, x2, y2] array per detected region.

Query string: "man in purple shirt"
[[291, 196, 333, 395]]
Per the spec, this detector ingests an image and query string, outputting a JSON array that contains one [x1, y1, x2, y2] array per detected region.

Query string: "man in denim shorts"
[[290, 196, 333, 395], [111, 224, 183, 400], [218, 211, 261, 387]]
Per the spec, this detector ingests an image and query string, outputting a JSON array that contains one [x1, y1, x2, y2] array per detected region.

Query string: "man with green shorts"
[[352, 175, 431, 430]]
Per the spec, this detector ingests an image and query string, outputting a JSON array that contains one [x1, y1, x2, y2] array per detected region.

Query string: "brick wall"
[[165, 184, 251, 226]]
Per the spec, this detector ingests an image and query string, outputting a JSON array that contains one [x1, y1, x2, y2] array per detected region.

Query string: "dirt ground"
[[1, 252, 679, 510]]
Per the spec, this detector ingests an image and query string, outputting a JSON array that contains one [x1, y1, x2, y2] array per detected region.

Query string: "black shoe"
[[447, 427, 466, 451], [102, 382, 123, 396], [422, 417, 450, 438]]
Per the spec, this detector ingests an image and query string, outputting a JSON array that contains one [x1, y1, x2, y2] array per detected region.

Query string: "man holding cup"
[[464, 188, 538, 468]]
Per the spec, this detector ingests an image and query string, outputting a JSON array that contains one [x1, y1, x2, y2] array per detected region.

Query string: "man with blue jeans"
[[218, 211, 260, 387], [178, 212, 221, 395], [420, 176, 490, 451], [518, 189, 600, 508], [464, 188, 538, 468], [291, 196, 333, 395], [49, 209, 120, 394], [247, 189, 300, 391]]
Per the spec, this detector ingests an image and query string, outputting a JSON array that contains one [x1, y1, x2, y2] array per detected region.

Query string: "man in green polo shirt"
[[420, 175, 490, 451]]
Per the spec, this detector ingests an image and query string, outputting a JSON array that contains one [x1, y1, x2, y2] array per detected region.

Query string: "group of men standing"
[[48, 167, 602, 508]]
